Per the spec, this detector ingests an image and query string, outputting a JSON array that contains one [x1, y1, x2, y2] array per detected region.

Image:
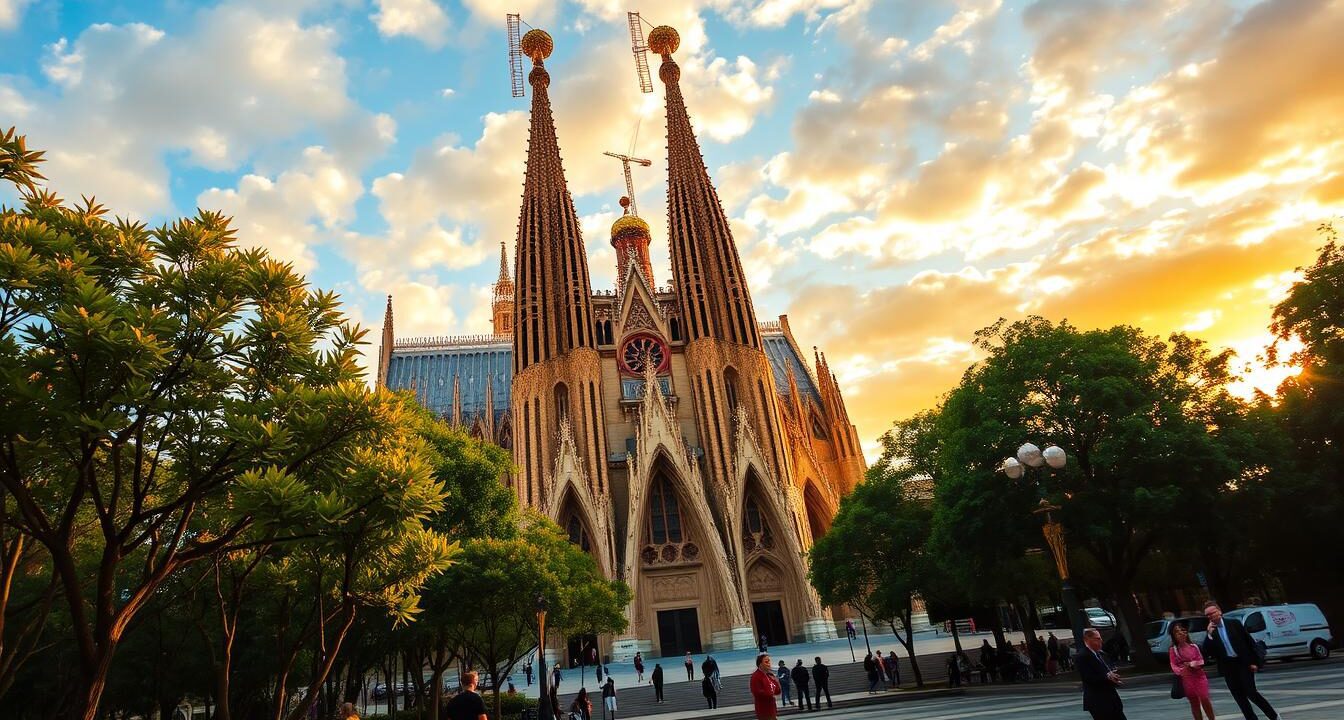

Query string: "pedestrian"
[[811, 656, 832, 709], [751, 652, 782, 720], [595, 664, 604, 684], [1202, 602, 1279, 720], [507, 682, 517, 695], [979, 639, 997, 683], [776, 659, 792, 707], [705, 654, 722, 690], [1048, 633, 1060, 663], [1169, 622, 1216, 720], [553, 664, 562, 689], [602, 676, 618, 720], [338, 702, 360, 720], [524, 660, 533, 687], [845, 619, 856, 640], [791, 659, 813, 710], [863, 652, 880, 694], [702, 675, 718, 709], [885, 650, 901, 687], [634, 652, 644, 683], [684, 651, 694, 681], [570, 687, 592, 720], [445, 670, 488, 720], [1077, 628, 1127, 720], [651, 664, 664, 704]]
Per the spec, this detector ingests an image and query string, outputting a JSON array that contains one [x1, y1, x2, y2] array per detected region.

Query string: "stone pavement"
[[534, 626, 1035, 702], [547, 630, 1058, 718]]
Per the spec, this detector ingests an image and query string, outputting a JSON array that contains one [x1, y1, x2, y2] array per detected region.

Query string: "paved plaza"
[[805, 661, 1344, 720]]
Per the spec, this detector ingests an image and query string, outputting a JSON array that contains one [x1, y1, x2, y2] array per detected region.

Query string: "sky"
[[2, 0, 1340, 458]]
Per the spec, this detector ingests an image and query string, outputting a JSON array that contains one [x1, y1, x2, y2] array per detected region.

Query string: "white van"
[[1224, 603, 1333, 661]]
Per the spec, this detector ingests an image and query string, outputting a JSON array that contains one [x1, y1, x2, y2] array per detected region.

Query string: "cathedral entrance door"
[[655, 608, 702, 657], [753, 600, 789, 647]]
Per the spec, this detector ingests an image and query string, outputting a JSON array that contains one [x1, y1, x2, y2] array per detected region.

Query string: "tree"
[[0, 131, 455, 719], [809, 465, 931, 687], [1267, 222, 1344, 620], [927, 317, 1250, 668], [438, 514, 629, 720]]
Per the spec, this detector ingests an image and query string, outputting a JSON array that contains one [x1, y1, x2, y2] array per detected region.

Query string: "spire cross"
[[602, 151, 652, 216]]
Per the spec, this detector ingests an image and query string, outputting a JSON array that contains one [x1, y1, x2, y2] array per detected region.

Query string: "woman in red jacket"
[[750, 652, 782, 719]]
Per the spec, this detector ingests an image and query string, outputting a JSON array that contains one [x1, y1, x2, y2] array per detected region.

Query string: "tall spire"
[[512, 28, 597, 372], [492, 241, 515, 336], [653, 26, 761, 349], [376, 294, 394, 387]]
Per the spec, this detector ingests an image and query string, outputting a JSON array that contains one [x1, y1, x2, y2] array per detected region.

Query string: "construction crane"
[[604, 151, 652, 217], [506, 13, 525, 98], [627, 11, 654, 94]]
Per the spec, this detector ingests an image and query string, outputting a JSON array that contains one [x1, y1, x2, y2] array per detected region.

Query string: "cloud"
[[0, 0, 31, 31], [198, 146, 367, 274], [5, 4, 382, 218], [371, 0, 450, 48], [1104, 0, 1344, 192]]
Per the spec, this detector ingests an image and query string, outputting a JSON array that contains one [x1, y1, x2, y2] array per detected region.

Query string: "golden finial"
[[619, 196, 631, 215], [520, 29, 554, 62], [647, 25, 679, 56]]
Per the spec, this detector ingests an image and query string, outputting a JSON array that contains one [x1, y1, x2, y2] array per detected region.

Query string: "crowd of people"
[[465, 600, 1291, 720]]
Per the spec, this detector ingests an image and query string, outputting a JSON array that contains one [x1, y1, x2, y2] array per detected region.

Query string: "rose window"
[[620, 334, 668, 375]]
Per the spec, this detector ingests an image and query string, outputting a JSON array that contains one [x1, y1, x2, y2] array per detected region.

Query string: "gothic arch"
[[802, 481, 833, 544]]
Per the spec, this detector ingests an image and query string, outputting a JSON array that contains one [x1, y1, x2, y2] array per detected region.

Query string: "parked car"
[[1085, 607, 1116, 628], [1146, 615, 1210, 657], [1223, 603, 1333, 661]]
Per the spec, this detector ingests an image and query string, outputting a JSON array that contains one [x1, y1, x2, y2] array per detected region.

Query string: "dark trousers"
[[1088, 710, 1128, 720], [814, 681, 831, 708], [795, 683, 812, 709], [654, 683, 663, 702], [686, 665, 693, 680], [1223, 663, 1278, 719], [705, 692, 717, 708]]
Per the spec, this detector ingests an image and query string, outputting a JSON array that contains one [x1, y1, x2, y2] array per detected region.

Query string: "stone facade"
[[378, 26, 865, 662]]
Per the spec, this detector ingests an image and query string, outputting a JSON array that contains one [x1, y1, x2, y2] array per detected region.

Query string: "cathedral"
[[376, 26, 865, 661]]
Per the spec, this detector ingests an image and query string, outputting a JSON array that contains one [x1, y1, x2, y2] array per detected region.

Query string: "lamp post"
[[1000, 443, 1087, 650], [536, 595, 552, 720]]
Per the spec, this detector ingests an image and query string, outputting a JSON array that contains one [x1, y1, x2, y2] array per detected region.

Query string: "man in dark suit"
[[1076, 628, 1127, 720], [1202, 602, 1281, 720]]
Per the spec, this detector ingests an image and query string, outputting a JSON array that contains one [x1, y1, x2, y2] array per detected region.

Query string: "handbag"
[[1170, 675, 1186, 700]]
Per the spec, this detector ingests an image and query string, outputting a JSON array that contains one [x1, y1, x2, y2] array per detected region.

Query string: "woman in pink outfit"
[[1169, 622, 1216, 720]]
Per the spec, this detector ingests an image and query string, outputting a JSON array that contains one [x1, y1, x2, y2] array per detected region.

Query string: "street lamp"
[[536, 595, 552, 720], [1000, 443, 1086, 649]]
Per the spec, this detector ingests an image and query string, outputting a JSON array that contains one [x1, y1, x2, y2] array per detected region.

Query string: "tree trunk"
[[286, 601, 358, 720], [990, 605, 1008, 648], [949, 619, 963, 654], [889, 618, 923, 688], [1110, 588, 1156, 670], [428, 666, 445, 720]]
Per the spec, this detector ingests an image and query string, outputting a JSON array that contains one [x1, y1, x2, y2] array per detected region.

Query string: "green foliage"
[[809, 465, 930, 684], [1264, 222, 1344, 612], [0, 129, 455, 719]]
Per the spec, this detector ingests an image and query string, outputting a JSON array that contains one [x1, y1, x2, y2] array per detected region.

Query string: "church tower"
[[509, 29, 613, 559], [651, 26, 792, 511], [492, 241, 515, 336]]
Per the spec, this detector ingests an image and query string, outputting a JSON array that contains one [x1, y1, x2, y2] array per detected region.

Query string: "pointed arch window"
[[648, 475, 683, 544], [566, 514, 591, 552], [554, 382, 570, 432], [745, 496, 765, 534], [724, 367, 741, 414]]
